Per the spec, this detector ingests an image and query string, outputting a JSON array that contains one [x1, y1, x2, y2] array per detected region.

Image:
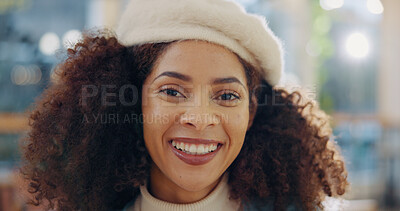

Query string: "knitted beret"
[[116, 0, 284, 86]]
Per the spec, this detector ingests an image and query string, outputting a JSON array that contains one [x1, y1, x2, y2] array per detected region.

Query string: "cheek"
[[223, 107, 249, 153], [141, 94, 174, 159], [142, 100, 187, 166]]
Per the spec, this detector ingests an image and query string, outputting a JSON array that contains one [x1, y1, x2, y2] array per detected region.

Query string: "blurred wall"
[[379, 0, 400, 127], [378, 0, 400, 207]]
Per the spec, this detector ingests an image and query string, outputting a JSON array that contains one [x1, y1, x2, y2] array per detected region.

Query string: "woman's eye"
[[216, 91, 240, 106], [159, 88, 185, 98], [219, 93, 239, 101]]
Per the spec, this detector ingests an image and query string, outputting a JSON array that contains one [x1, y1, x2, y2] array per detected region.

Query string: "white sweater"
[[123, 173, 242, 211]]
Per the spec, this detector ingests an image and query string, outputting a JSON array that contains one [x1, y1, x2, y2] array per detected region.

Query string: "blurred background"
[[0, 0, 398, 210]]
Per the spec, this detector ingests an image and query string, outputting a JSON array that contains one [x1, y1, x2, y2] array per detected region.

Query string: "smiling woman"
[[18, 0, 348, 211], [142, 40, 251, 205]]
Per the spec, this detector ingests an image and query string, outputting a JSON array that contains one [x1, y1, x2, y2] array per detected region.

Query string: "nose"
[[179, 106, 220, 131]]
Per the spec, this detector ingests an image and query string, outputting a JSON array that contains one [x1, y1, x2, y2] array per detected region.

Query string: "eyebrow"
[[153, 71, 246, 89], [212, 77, 245, 88], [153, 71, 192, 82]]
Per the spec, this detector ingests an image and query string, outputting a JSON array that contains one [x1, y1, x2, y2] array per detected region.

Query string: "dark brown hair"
[[19, 32, 348, 211]]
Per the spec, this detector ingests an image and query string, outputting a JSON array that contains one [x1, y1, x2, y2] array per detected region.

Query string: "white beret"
[[116, 0, 284, 86]]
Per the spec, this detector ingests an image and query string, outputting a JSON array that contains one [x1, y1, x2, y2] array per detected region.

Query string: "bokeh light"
[[320, 0, 344, 11], [367, 0, 384, 15], [62, 29, 82, 49], [345, 32, 370, 59], [306, 40, 322, 57], [10, 65, 42, 85], [39, 32, 60, 56]]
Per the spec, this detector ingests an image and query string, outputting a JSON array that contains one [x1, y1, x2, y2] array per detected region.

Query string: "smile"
[[172, 140, 218, 155], [168, 138, 223, 165]]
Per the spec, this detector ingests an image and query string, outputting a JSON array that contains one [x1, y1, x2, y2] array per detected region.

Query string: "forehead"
[[149, 40, 247, 83]]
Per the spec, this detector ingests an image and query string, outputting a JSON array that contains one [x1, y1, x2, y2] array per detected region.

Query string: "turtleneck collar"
[[124, 172, 241, 211]]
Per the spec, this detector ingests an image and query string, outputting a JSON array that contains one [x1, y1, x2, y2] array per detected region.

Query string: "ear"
[[247, 94, 258, 131]]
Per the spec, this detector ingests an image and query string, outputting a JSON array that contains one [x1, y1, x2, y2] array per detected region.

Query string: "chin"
[[166, 164, 223, 192]]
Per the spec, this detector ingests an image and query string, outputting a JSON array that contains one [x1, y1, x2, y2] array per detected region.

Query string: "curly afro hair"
[[19, 32, 348, 211]]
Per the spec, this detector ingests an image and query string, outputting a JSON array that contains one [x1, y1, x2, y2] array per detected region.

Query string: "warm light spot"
[[29, 65, 42, 84], [11, 65, 28, 85], [10, 65, 42, 85]]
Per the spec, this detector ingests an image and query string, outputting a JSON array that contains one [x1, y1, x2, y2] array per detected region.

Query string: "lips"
[[168, 138, 223, 165]]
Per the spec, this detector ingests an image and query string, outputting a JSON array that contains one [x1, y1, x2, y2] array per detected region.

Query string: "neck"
[[148, 162, 222, 204]]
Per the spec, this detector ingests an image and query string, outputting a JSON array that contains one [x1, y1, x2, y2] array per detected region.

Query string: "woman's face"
[[142, 40, 250, 194]]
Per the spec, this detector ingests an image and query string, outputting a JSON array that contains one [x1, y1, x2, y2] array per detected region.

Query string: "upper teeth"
[[172, 140, 218, 155]]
